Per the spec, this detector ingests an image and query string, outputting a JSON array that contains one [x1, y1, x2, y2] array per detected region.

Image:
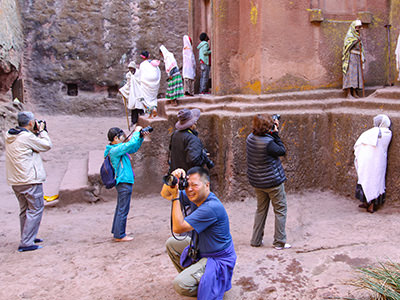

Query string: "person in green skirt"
[[160, 45, 185, 105]]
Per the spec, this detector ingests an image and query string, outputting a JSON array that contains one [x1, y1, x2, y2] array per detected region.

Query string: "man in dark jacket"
[[169, 108, 212, 172], [246, 114, 291, 250]]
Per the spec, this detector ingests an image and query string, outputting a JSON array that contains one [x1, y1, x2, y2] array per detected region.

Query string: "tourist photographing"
[[169, 108, 214, 172], [5, 111, 52, 252], [161, 167, 236, 299], [104, 126, 151, 242], [246, 114, 291, 250]]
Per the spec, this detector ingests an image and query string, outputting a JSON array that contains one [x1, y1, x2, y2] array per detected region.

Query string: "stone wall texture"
[[0, 0, 23, 94], [18, 0, 188, 115], [190, 0, 400, 95]]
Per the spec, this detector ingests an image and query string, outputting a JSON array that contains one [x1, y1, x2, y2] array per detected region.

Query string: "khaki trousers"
[[165, 236, 207, 297], [250, 183, 287, 247]]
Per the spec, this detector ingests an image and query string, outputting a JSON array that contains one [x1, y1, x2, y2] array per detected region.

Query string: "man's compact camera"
[[139, 126, 153, 138], [33, 120, 47, 132], [163, 173, 188, 190], [202, 149, 215, 169], [272, 114, 281, 121]]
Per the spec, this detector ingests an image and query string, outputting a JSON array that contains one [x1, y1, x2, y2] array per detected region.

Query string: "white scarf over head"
[[182, 35, 196, 80], [354, 114, 392, 202], [160, 45, 178, 75]]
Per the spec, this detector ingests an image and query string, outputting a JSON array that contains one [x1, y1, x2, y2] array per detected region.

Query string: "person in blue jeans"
[[104, 126, 150, 242]]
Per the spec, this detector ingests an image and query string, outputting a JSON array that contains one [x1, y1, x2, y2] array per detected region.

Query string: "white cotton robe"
[[354, 127, 392, 203], [119, 60, 161, 110], [182, 35, 196, 80]]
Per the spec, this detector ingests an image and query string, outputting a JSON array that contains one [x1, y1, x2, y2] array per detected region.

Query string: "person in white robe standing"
[[119, 54, 161, 125], [182, 35, 196, 96], [354, 114, 392, 213]]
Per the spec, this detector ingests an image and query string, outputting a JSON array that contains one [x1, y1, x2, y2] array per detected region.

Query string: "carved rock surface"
[[19, 0, 188, 115], [0, 0, 23, 93]]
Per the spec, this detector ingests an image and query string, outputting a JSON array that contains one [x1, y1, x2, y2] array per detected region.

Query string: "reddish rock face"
[[0, 0, 23, 94], [19, 0, 189, 114], [189, 0, 397, 95]]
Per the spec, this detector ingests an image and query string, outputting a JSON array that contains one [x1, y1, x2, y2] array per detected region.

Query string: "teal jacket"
[[104, 132, 143, 185], [197, 41, 211, 66]]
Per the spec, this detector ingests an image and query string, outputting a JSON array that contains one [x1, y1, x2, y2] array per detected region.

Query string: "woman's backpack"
[[100, 154, 116, 189]]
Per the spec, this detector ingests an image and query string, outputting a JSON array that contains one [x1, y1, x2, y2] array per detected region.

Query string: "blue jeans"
[[112, 183, 133, 238]]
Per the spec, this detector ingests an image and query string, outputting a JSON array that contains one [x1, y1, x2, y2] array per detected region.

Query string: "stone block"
[[58, 158, 90, 205], [308, 9, 323, 23], [357, 11, 373, 24]]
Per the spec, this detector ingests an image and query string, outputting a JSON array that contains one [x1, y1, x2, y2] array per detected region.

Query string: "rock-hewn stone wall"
[[19, 0, 188, 115], [0, 0, 23, 94]]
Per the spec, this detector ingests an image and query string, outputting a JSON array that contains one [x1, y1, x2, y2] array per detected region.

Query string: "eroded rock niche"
[[19, 0, 189, 115]]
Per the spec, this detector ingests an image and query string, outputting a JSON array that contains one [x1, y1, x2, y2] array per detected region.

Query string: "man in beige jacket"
[[5, 111, 52, 252]]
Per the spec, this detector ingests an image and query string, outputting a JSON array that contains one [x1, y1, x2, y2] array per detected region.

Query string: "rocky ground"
[[1, 114, 399, 300]]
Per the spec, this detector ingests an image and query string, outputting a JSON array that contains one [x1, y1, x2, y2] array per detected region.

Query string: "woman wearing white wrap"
[[119, 52, 161, 125], [354, 114, 392, 213]]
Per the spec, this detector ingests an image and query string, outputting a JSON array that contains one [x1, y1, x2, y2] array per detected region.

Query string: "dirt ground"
[[1, 115, 399, 300]]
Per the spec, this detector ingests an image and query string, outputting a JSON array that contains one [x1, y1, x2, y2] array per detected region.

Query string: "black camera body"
[[163, 173, 188, 190], [33, 120, 47, 132], [202, 148, 215, 169], [272, 114, 281, 121], [139, 126, 153, 138]]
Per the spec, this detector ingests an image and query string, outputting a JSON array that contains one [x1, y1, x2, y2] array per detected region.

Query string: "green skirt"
[[166, 72, 184, 100]]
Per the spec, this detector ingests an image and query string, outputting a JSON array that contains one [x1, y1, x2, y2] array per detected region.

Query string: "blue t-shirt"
[[183, 191, 232, 254]]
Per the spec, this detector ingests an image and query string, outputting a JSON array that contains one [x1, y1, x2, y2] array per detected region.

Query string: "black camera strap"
[[170, 193, 199, 261], [170, 192, 189, 241]]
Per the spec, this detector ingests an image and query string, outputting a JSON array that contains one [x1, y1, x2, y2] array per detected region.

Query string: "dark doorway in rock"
[[67, 83, 78, 96], [108, 85, 119, 98]]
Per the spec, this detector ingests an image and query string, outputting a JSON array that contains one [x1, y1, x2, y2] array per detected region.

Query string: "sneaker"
[[274, 243, 291, 250], [18, 245, 43, 252]]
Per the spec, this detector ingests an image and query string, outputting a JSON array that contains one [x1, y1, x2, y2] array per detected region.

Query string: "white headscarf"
[[160, 45, 178, 75], [373, 114, 391, 128], [355, 114, 391, 148], [182, 35, 196, 80]]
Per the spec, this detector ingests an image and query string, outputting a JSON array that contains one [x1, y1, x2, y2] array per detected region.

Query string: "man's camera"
[[163, 173, 188, 190], [272, 114, 281, 121], [33, 120, 47, 132], [139, 126, 153, 138], [202, 149, 215, 169]]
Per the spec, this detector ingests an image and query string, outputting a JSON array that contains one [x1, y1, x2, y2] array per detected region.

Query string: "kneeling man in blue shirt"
[[161, 167, 236, 300]]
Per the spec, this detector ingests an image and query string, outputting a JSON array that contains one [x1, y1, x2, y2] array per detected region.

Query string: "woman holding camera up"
[[104, 126, 151, 242], [246, 114, 291, 250]]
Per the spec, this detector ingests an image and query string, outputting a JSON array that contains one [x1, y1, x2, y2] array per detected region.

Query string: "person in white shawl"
[[354, 114, 392, 213], [182, 35, 196, 96], [119, 54, 161, 125]]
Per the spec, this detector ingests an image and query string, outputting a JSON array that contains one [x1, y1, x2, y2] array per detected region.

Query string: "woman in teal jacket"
[[104, 126, 147, 241]]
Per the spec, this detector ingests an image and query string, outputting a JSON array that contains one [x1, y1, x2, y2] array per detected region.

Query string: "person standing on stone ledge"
[[119, 61, 144, 126], [182, 35, 196, 96], [160, 45, 185, 105], [342, 20, 365, 99], [5, 111, 52, 252], [197, 32, 211, 94]]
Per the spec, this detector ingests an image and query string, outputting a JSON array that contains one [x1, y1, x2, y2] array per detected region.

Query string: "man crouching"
[[160, 167, 236, 300]]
